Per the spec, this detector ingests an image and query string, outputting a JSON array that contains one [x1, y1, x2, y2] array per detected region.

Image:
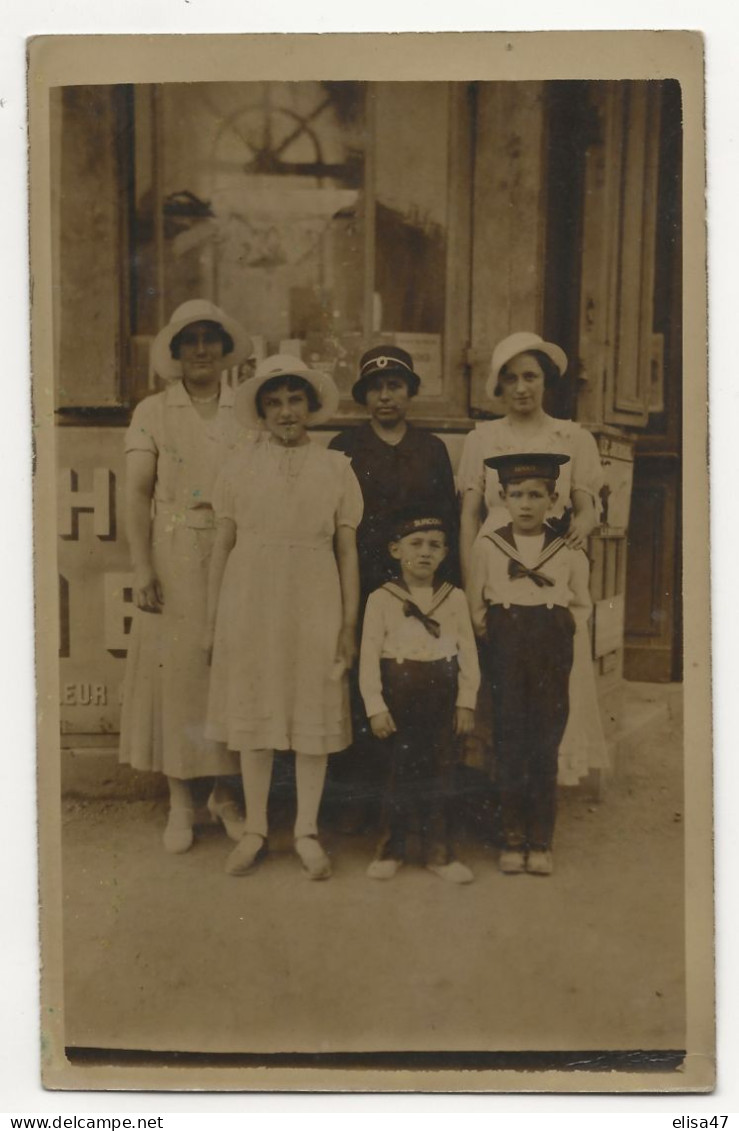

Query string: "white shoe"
[[207, 793, 246, 842], [225, 833, 268, 876], [526, 849, 554, 876], [163, 807, 194, 854], [367, 857, 403, 880], [499, 849, 527, 874], [295, 836, 332, 881], [427, 860, 474, 884]]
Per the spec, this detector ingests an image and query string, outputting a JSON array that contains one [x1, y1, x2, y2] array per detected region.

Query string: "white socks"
[[240, 750, 328, 841]]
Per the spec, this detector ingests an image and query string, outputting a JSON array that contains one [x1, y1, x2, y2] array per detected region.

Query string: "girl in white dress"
[[458, 331, 608, 784], [204, 356, 362, 880]]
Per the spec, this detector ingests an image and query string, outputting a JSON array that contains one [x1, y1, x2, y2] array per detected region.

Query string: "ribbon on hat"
[[361, 354, 414, 376]]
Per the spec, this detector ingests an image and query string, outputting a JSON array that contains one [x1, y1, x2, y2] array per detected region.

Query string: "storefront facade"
[[54, 79, 682, 753]]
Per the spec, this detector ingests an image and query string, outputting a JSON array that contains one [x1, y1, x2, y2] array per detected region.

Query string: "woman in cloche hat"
[[325, 343, 460, 833], [457, 331, 607, 787], [119, 299, 253, 853], [203, 355, 363, 881]]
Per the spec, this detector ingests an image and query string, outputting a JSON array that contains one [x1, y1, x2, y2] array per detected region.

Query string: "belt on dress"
[[153, 501, 216, 529]]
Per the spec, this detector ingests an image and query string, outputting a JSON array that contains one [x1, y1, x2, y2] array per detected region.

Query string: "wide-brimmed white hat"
[[486, 331, 568, 401], [235, 354, 340, 430], [150, 299, 253, 381]]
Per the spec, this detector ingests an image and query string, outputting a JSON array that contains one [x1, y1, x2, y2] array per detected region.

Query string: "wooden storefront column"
[[469, 82, 547, 412], [577, 82, 662, 429]]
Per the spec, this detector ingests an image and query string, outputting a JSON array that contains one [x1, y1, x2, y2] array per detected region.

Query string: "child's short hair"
[[255, 373, 321, 417], [502, 476, 557, 496]]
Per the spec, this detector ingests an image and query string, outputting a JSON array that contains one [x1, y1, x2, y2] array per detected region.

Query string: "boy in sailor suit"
[[359, 510, 480, 883], [467, 453, 593, 877]]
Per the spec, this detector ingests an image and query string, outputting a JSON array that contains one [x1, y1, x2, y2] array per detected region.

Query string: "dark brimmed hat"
[[352, 345, 422, 405], [390, 505, 448, 541], [484, 452, 571, 484]]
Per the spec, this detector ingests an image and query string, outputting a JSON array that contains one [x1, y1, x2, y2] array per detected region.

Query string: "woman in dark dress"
[[329, 345, 459, 600], [327, 345, 459, 829]]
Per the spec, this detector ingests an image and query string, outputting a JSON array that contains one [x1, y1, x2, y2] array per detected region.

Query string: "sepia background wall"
[[53, 79, 683, 767]]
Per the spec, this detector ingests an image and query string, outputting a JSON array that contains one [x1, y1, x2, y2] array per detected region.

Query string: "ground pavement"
[[58, 686, 685, 1058]]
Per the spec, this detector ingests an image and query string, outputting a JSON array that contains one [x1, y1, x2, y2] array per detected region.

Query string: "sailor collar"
[[485, 522, 567, 577], [381, 579, 456, 638]]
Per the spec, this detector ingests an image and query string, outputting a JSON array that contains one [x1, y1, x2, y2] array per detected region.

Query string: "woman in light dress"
[[204, 355, 362, 880], [119, 300, 253, 852], [458, 331, 608, 783]]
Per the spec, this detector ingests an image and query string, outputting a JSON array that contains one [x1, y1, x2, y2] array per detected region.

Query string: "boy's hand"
[[370, 711, 397, 740], [454, 707, 475, 735]]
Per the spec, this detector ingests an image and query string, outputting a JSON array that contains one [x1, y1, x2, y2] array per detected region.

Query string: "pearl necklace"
[[188, 389, 220, 404]]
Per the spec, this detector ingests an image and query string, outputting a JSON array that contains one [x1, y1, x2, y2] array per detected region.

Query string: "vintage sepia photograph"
[[30, 32, 711, 1092]]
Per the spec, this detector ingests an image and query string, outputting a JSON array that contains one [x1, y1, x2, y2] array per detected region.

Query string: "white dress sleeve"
[[456, 426, 486, 497], [358, 590, 388, 717], [570, 425, 604, 502], [451, 589, 481, 709], [212, 461, 236, 523], [124, 394, 160, 455], [335, 461, 364, 530]]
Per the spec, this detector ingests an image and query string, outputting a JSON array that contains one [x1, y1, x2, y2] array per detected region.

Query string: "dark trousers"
[[484, 605, 575, 852], [376, 657, 459, 866]]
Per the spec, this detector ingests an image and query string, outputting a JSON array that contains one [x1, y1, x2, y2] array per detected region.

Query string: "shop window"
[[124, 80, 473, 420]]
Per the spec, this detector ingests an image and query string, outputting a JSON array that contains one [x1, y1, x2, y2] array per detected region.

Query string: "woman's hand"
[[454, 707, 475, 736], [336, 624, 357, 670], [133, 567, 164, 613], [564, 511, 592, 551], [370, 710, 397, 740]]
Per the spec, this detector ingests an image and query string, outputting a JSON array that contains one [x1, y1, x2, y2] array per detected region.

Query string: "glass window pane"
[[133, 81, 367, 394], [374, 82, 449, 397]]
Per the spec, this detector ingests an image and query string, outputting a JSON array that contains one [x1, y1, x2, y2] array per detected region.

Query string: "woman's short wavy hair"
[[169, 321, 235, 360], [494, 349, 561, 397]]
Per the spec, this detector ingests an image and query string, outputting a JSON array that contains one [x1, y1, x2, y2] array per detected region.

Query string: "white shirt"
[[467, 523, 592, 637], [359, 582, 481, 717]]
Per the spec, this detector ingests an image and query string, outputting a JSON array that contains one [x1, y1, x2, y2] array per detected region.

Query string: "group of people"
[[119, 299, 606, 884]]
